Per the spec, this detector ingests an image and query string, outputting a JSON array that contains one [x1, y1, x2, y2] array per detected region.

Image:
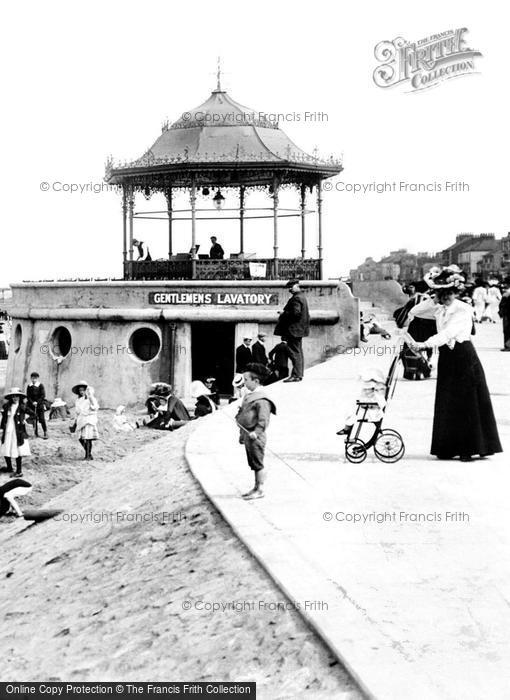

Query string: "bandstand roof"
[[105, 87, 343, 189]]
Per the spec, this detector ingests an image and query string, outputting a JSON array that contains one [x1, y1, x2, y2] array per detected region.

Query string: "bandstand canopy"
[[105, 87, 342, 189]]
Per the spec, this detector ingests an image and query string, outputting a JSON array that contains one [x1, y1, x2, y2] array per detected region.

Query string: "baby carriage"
[[339, 357, 405, 464], [400, 344, 431, 380]]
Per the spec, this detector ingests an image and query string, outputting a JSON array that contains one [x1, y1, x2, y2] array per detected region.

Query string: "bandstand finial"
[[216, 56, 222, 91]]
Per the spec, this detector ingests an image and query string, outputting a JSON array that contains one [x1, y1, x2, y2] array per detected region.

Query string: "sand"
[[0, 412, 361, 699]]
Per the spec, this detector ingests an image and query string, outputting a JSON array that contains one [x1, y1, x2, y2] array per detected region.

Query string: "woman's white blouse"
[[425, 299, 474, 349]]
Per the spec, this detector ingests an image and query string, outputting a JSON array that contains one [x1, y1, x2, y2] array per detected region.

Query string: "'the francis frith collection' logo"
[[373, 28, 482, 92]]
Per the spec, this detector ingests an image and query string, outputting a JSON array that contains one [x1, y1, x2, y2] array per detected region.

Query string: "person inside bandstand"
[[209, 236, 224, 259], [132, 238, 152, 261]]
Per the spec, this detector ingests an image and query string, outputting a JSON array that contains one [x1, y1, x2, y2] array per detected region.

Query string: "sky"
[[1, 0, 508, 287]]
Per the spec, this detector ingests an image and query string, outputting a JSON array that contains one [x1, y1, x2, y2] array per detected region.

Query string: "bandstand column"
[[128, 186, 135, 263], [300, 183, 306, 258], [273, 177, 279, 279], [122, 186, 128, 265], [239, 186, 245, 254], [165, 188, 173, 258], [190, 179, 197, 279], [316, 182, 323, 279]]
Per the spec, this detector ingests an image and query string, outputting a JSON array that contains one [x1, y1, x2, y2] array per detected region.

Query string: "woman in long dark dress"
[[408, 268, 502, 462]]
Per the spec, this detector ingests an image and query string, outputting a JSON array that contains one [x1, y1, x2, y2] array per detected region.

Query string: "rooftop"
[[105, 86, 342, 188]]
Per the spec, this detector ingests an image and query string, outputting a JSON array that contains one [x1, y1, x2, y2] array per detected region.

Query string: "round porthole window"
[[129, 327, 161, 361], [50, 326, 72, 358], [13, 324, 22, 352]]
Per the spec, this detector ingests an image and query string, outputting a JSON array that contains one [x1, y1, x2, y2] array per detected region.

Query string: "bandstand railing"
[[123, 258, 320, 281]]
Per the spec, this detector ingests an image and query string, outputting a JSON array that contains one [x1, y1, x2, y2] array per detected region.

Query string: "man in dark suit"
[[210, 236, 224, 259], [274, 280, 310, 382], [268, 338, 291, 380], [251, 333, 268, 366], [235, 337, 253, 372]]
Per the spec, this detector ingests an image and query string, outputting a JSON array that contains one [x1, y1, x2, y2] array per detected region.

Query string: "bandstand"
[[6, 79, 359, 406], [105, 78, 342, 282]]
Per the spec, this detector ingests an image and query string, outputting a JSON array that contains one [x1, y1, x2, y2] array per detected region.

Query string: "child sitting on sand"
[[112, 405, 135, 432]]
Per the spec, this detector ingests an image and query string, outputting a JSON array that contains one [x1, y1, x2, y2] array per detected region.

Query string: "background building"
[[350, 250, 439, 284], [350, 232, 510, 284]]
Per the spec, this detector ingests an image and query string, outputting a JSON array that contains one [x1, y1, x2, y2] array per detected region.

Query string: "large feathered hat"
[[424, 265, 465, 290]]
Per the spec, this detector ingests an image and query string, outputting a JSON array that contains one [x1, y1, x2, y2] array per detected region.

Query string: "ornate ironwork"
[[123, 258, 320, 282]]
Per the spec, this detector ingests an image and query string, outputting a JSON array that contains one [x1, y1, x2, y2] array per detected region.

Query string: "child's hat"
[[72, 380, 88, 394], [4, 387, 26, 400], [51, 398, 66, 407]]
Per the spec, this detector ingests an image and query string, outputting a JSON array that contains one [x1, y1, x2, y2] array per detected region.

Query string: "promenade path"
[[186, 323, 510, 700]]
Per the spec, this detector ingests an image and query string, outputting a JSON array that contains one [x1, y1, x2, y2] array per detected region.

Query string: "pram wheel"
[[374, 429, 405, 463], [345, 439, 367, 464]]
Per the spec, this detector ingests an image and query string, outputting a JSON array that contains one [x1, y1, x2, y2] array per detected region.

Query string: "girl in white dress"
[[71, 380, 99, 460], [0, 388, 31, 477]]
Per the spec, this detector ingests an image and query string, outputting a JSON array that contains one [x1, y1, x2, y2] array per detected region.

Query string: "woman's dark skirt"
[[431, 341, 502, 458]]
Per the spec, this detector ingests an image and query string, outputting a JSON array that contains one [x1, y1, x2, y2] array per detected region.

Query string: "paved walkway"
[[186, 323, 510, 700]]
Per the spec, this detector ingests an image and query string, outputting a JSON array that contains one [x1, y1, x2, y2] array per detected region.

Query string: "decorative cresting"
[[104, 87, 342, 189]]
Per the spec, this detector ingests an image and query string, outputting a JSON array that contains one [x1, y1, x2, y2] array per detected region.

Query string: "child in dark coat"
[[236, 363, 276, 500]]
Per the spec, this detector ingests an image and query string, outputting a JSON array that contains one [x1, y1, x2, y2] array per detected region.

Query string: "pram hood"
[[359, 367, 386, 384]]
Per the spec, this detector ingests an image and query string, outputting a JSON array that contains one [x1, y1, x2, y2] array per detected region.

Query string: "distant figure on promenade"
[[191, 380, 218, 418], [236, 363, 276, 500], [251, 333, 268, 366], [499, 286, 510, 351], [472, 282, 488, 323], [362, 312, 392, 340], [393, 282, 428, 328], [235, 336, 253, 373], [26, 372, 48, 439], [1, 388, 31, 477], [268, 338, 291, 381], [274, 279, 310, 383], [402, 290, 437, 375], [486, 282, 502, 323], [132, 238, 152, 261], [71, 381, 99, 461], [407, 266, 502, 462], [209, 236, 224, 259], [0, 477, 32, 518]]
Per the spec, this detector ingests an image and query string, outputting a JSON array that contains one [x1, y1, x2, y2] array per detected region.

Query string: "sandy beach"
[[0, 388, 360, 698]]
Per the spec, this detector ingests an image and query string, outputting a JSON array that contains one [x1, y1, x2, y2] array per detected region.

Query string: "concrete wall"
[[7, 280, 359, 407], [352, 280, 407, 315]]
